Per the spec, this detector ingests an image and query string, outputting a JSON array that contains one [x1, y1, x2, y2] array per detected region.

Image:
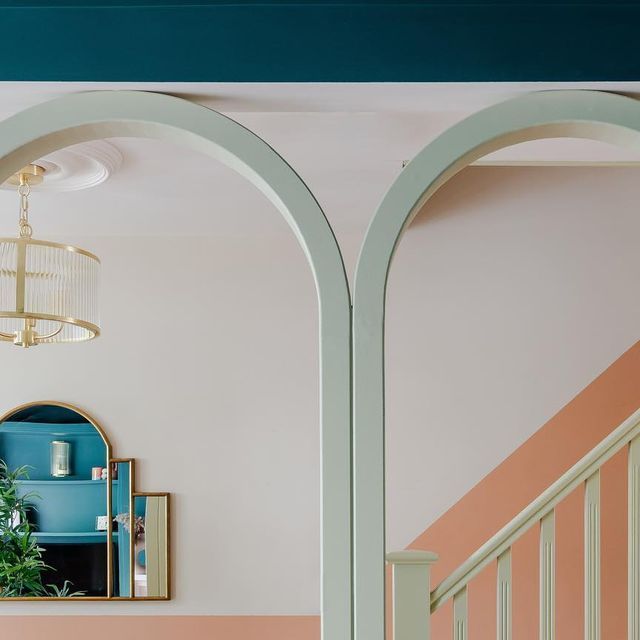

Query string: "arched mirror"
[[0, 401, 169, 600]]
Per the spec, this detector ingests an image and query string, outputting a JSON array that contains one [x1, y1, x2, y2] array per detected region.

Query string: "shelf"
[[0, 422, 101, 437], [33, 531, 118, 544], [18, 479, 118, 485]]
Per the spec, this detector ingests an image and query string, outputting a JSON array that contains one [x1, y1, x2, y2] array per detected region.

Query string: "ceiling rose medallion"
[[0, 164, 100, 348], [0, 141, 123, 193]]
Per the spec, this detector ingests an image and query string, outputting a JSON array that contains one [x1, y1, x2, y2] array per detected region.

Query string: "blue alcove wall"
[[0, 422, 106, 481]]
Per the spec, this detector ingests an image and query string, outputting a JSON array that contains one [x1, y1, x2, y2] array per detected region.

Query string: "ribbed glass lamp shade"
[[0, 238, 100, 346]]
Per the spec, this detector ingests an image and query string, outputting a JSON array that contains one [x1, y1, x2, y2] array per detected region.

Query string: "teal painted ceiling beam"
[[0, 1, 638, 81]]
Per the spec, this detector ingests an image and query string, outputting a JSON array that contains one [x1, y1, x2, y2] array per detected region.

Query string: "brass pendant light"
[[0, 165, 100, 347]]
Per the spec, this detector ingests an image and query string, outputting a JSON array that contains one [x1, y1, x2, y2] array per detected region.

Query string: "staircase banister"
[[429, 406, 640, 613]]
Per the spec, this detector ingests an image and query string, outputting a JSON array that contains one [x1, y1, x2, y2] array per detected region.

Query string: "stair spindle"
[[453, 586, 468, 640], [629, 437, 640, 640], [497, 548, 512, 640], [540, 511, 555, 640], [584, 471, 600, 640]]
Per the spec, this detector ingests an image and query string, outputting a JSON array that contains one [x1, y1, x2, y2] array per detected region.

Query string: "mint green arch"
[[352, 90, 640, 640], [0, 91, 351, 640]]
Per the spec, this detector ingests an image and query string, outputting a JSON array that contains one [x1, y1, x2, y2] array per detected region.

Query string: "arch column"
[[352, 90, 640, 640], [0, 91, 352, 640]]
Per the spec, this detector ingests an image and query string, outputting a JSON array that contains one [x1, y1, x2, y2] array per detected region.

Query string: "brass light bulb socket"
[[12, 318, 38, 348]]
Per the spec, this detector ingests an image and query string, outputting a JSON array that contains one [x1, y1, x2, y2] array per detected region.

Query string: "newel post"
[[386, 550, 439, 640]]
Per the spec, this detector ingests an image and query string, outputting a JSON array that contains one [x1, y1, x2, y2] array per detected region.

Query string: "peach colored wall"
[[3, 616, 320, 640], [408, 339, 640, 639]]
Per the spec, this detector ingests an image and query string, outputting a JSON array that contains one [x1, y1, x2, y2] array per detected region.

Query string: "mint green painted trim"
[[497, 549, 512, 640], [540, 511, 555, 640], [453, 587, 468, 640], [585, 471, 601, 640], [353, 90, 640, 640], [0, 91, 352, 638], [386, 551, 436, 640]]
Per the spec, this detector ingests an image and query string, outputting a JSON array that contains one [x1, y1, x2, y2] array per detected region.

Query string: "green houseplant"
[[0, 459, 83, 597], [0, 459, 49, 597]]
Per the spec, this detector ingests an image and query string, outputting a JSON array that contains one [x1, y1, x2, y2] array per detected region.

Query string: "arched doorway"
[[0, 90, 352, 640], [352, 90, 640, 640]]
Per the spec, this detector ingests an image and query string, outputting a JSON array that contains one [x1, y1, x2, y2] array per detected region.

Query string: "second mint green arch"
[[0, 90, 352, 640], [352, 90, 640, 640]]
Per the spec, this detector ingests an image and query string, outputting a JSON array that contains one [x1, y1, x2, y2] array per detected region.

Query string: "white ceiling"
[[0, 82, 640, 240]]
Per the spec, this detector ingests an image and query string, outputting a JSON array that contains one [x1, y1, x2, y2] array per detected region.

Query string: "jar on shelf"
[[50, 440, 71, 477]]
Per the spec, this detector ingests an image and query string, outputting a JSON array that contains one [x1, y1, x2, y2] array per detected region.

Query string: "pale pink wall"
[[3, 616, 320, 640], [408, 339, 640, 639]]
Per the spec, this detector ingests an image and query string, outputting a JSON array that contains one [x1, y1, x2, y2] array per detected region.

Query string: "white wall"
[[386, 165, 640, 550], [2, 165, 640, 615], [0, 233, 321, 614]]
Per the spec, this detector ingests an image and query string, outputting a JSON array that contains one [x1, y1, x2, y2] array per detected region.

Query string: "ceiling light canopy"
[[0, 165, 100, 348]]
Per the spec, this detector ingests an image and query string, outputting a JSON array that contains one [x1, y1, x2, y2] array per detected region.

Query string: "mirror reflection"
[[0, 402, 170, 600], [133, 495, 169, 598], [0, 403, 110, 597], [112, 460, 132, 598]]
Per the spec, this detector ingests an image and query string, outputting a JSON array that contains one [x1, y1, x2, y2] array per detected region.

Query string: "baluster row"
[[387, 435, 640, 640], [447, 472, 596, 640]]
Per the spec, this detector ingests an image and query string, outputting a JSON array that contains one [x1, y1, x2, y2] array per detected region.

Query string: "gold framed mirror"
[[0, 401, 170, 600]]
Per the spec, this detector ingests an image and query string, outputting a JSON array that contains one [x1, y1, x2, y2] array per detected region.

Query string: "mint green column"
[[353, 91, 640, 640]]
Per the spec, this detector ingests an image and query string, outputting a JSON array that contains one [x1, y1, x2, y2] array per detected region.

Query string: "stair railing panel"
[[386, 407, 640, 639]]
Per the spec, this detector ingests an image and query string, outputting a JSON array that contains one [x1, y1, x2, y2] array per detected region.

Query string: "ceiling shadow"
[[408, 165, 633, 229]]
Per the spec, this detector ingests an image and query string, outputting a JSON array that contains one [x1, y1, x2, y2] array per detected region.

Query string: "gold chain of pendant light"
[[0, 167, 63, 346], [18, 174, 33, 239]]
